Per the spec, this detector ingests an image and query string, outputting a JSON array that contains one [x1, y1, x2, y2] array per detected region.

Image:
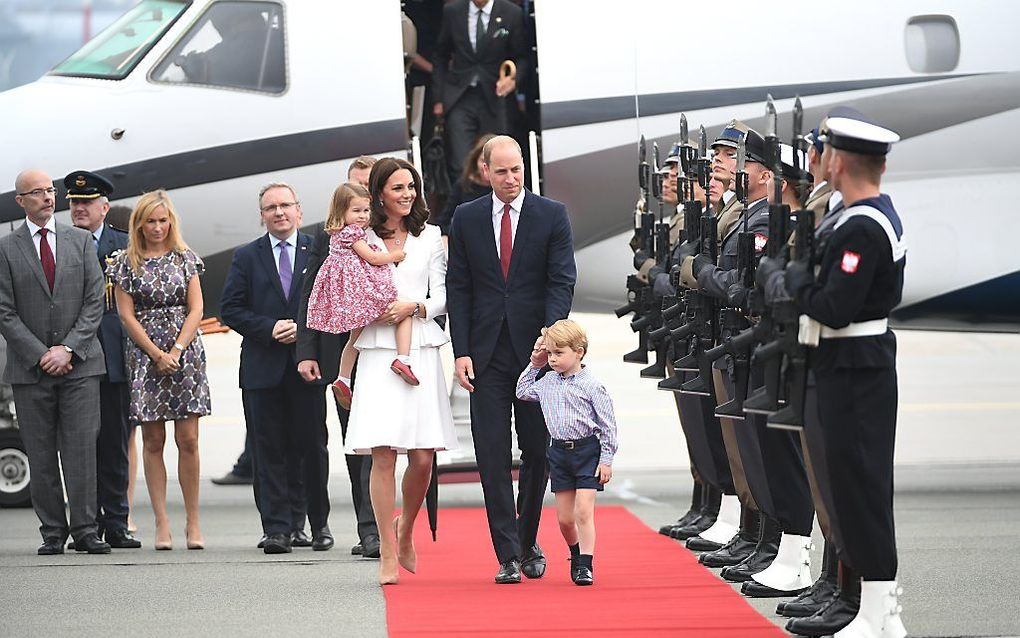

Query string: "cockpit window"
[[50, 1, 190, 80], [151, 1, 286, 94]]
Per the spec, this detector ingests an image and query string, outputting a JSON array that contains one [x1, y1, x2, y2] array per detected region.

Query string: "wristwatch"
[[173, 342, 186, 352], [411, 303, 421, 318]]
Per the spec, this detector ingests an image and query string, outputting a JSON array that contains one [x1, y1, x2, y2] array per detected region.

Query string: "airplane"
[[1, 0, 1019, 505]]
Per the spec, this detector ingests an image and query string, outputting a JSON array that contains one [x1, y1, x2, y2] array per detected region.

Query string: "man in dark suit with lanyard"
[[220, 182, 331, 554], [448, 135, 577, 584], [66, 171, 140, 550], [432, 0, 528, 178]]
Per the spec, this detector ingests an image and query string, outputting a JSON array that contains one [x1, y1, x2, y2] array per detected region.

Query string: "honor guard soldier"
[[758, 109, 908, 638], [66, 171, 139, 549]]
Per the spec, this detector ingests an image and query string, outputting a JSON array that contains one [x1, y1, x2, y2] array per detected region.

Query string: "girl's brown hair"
[[324, 182, 371, 232], [462, 133, 496, 184], [125, 190, 189, 271], [368, 158, 430, 239]]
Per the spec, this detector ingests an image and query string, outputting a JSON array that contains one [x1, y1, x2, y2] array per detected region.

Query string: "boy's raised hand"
[[597, 464, 613, 485], [530, 334, 549, 368]]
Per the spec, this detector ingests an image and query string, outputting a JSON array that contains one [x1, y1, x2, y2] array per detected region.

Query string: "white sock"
[[397, 355, 411, 365], [338, 376, 351, 386]]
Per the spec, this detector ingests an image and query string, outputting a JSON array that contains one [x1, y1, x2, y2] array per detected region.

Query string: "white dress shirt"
[[491, 190, 525, 261], [468, 0, 493, 52], [270, 230, 297, 274], [24, 217, 57, 260]]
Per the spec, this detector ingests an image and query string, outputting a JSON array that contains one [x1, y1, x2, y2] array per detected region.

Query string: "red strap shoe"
[[390, 359, 420, 386], [331, 379, 353, 410]]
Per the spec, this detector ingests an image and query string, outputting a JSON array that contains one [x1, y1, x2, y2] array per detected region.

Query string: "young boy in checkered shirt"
[[515, 319, 618, 586]]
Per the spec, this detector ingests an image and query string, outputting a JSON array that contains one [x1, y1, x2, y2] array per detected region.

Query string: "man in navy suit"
[[447, 135, 576, 583], [67, 171, 140, 550], [220, 182, 331, 554]]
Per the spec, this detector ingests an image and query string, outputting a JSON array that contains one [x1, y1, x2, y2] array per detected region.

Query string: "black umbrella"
[[422, 122, 452, 201], [426, 455, 439, 541]]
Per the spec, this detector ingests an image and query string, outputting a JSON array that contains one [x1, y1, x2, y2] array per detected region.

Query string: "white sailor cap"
[[818, 107, 899, 156]]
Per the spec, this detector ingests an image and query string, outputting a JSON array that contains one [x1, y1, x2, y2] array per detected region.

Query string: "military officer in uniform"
[[66, 171, 139, 550], [758, 108, 908, 638]]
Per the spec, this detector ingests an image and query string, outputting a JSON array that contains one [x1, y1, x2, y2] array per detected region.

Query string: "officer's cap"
[[779, 144, 813, 183], [664, 142, 682, 166], [742, 129, 769, 165], [712, 119, 751, 149], [806, 128, 824, 155], [818, 107, 899, 156], [64, 171, 114, 200]]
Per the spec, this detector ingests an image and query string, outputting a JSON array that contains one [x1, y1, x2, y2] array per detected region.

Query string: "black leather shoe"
[[257, 534, 268, 549], [291, 530, 313, 547], [73, 533, 112, 554], [686, 535, 724, 552], [571, 565, 593, 586], [784, 562, 861, 637], [38, 538, 64, 555], [351, 543, 363, 555], [741, 579, 810, 598], [521, 544, 546, 579], [670, 512, 716, 540], [360, 533, 380, 558], [780, 577, 838, 617], [720, 540, 778, 582], [700, 534, 755, 567], [495, 559, 522, 584], [263, 533, 292, 554], [105, 528, 142, 549], [312, 527, 335, 552], [211, 471, 253, 486]]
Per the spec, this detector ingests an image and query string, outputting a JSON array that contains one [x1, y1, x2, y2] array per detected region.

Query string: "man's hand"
[[455, 356, 475, 392], [495, 76, 516, 97], [529, 335, 548, 368], [40, 346, 73, 376], [597, 464, 613, 485], [432, 102, 444, 117], [297, 359, 322, 383], [272, 319, 297, 344]]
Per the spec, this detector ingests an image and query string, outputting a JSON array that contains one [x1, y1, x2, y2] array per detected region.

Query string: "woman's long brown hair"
[[368, 158, 430, 239]]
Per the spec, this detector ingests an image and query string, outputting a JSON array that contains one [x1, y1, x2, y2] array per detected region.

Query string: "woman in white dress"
[[345, 157, 458, 585]]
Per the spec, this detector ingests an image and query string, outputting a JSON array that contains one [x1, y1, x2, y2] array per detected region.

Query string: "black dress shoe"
[[73, 533, 112, 554], [312, 527, 335, 552], [784, 562, 861, 637], [351, 543, 363, 555], [360, 533, 380, 558], [741, 579, 810, 598], [521, 544, 546, 579], [700, 535, 756, 568], [720, 540, 778, 582], [571, 565, 593, 586], [211, 471, 253, 486], [38, 538, 64, 555], [670, 512, 716, 540], [263, 533, 292, 554], [257, 534, 268, 549], [779, 577, 838, 617], [105, 528, 142, 549], [290, 530, 313, 547], [685, 535, 724, 552], [494, 559, 522, 584]]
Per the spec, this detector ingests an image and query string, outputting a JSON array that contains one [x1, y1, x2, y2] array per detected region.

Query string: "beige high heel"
[[186, 529, 205, 550]]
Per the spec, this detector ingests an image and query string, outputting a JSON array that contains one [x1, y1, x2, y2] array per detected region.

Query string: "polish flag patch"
[[754, 233, 768, 252], [841, 250, 861, 274]]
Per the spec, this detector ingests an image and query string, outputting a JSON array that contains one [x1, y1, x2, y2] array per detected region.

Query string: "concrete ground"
[[1, 314, 1018, 637]]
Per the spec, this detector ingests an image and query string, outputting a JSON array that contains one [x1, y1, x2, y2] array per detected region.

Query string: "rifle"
[[617, 136, 655, 364], [634, 141, 669, 379]]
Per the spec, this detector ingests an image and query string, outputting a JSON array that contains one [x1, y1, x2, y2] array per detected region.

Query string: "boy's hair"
[[325, 182, 371, 232], [543, 319, 588, 356]]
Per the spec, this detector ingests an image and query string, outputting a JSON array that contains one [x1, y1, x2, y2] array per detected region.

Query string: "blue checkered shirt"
[[516, 364, 619, 465]]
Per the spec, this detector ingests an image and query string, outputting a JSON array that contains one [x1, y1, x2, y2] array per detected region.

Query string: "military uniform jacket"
[[695, 197, 769, 302], [96, 223, 129, 383], [791, 194, 905, 370]]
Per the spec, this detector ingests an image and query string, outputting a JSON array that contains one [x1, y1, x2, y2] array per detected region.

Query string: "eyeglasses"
[[260, 202, 298, 214], [17, 187, 57, 198]]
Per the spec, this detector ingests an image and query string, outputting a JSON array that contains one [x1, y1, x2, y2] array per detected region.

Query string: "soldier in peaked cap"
[[758, 108, 908, 638], [65, 170, 139, 550]]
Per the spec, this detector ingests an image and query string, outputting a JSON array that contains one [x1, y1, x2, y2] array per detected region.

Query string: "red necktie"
[[38, 227, 55, 292], [500, 203, 512, 279]]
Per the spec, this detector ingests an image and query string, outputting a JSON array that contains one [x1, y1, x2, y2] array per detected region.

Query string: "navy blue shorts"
[[547, 435, 603, 492]]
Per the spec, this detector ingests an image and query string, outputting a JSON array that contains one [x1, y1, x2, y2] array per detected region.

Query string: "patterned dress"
[[306, 224, 398, 334], [108, 249, 212, 423]]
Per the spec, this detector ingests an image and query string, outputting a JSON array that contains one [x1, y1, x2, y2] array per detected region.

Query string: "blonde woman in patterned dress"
[[109, 190, 211, 551]]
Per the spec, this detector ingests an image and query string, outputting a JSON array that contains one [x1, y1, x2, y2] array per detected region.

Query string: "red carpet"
[[384, 506, 786, 637]]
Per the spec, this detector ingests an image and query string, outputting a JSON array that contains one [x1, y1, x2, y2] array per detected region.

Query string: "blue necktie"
[[278, 241, 292, 299]]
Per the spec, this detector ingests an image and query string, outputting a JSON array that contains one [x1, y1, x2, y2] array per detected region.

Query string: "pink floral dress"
[[306, 225, 398, 334]]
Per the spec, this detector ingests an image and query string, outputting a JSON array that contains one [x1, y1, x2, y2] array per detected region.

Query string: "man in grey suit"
[[0, 169, 109, 555]]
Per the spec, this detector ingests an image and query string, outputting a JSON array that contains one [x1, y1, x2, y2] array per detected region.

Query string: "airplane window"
[[151, 1, 286, 94], [905, 15, 960, 74], [50, 0, 190, 80]]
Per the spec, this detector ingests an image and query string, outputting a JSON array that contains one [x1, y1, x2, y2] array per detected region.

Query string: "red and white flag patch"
[[754, 233, 768, 252], [841, 250, 861, 274]]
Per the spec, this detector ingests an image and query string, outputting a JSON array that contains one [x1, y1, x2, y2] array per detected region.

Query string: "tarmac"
[[1, 313, 1018, 637]]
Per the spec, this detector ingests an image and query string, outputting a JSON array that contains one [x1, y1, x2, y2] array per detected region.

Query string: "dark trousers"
[[724, 369, 776, 519], [96, 380, 131, 533], [801, 379, 839, 542], [249, 370, 330, 536], [673, 366, 735, 495], [759, 416, 814, 537], [470, 322, 549, 564], [243, 390, 306, 531], [817, 365, 899, 580], [446, 85, 506, 177]]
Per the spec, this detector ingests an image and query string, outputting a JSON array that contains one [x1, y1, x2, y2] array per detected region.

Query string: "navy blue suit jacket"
[[95, 223, 129, 383], [220, 231, 311, 390], [447, 190, 576, 375]]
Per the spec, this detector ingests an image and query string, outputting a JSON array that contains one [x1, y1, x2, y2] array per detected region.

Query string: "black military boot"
[[659, 481, 703, 536], [778, 538, 838, 617], [670, 484, 719, 540], [720, 514, 779, 583], [784, 560, 861, 637], [700, 505, 759, 568]]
